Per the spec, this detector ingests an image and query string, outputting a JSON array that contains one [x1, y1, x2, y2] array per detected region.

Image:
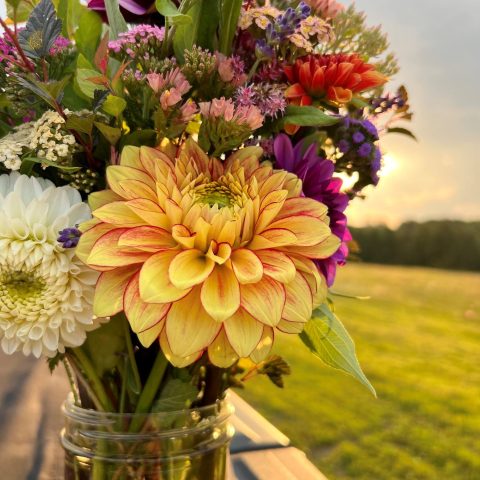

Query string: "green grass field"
[[239, 264, 480, 480]]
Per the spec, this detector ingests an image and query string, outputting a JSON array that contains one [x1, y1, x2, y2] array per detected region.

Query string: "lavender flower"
[[235, 84, 286, 119], [58, 227, 82, 249]]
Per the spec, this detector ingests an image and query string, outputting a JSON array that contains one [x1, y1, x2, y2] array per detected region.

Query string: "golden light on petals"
[[79, 139, 340, 366]]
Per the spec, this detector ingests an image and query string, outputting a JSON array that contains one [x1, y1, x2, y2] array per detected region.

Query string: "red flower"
[[285, 54, 388, 105]]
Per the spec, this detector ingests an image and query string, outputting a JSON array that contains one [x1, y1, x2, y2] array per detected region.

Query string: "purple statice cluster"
[[273, 134, 351, 286], [256, 2, 311, 59], [57, 227, 82, 249], [371, 93, 406, 115], [235, 83, 287, 119], [335, 116, 382, 189]]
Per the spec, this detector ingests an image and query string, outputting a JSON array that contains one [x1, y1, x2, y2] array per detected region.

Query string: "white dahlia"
[[0, 173, 101, 358]]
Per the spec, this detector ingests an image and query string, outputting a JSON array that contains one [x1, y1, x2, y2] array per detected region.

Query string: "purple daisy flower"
[[273, 134, 350, 286], [58, 227, 82, 249]]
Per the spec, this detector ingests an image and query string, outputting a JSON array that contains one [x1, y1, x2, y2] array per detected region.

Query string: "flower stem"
[[62, 357, 80, 405], [71, 347, 114, 412], [129, 350, 168, 432]]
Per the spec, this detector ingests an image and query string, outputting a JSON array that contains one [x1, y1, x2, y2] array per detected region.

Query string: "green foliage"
[[327, 4, 400, 80], [155, 0, 192, 25], [18, 0, 62, 59], [94, 121, 122, 145], [257, 355, 291, 388], [386, 126, 417, 141], [300, 304, 376, 396], [104, 0, 128, 40], [102, 95, 127, 117], [351, 221, 480, 272], [281, 106, 340, 128], [76, 68, 106, 98], [152, 378, 198, 412], [241, 264, 480, 480], [218, 0, 243, 55], [74, 9, 103, 63]]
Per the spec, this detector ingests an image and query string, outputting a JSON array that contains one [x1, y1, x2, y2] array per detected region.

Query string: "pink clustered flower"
[[305, 0, 344, 19], [199, 98, 264, 130], [49, 36, 71, 55], [146, 68, 191, 110], [108, 25, 165, 56], [216, 53, 248, 87]]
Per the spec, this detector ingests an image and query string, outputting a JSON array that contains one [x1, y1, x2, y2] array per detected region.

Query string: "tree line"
[[349, 221, 480, 271]]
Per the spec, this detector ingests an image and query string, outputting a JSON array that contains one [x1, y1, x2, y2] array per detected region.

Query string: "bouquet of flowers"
[[0, 0, 413, 477]]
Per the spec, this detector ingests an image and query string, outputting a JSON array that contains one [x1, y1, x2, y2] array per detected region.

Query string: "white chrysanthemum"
[[0, 173, 101, 358]]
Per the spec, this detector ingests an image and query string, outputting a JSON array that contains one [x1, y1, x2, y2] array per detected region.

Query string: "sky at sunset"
[[1, 0, 479, 227], [347, 0, 480, 227]]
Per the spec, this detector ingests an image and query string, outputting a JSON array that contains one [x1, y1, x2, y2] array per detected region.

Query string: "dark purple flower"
[[58, 227, 82, 249], [357, 142, 372, 158], [338, 139, 350, 153], [361, 119, 379, 139], [371, 147, 382, 185], [352, 131, 365, 144], [274, 134, 350, 286]]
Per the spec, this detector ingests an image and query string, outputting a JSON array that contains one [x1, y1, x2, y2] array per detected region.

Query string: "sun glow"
[[380, 153, 399, 178]]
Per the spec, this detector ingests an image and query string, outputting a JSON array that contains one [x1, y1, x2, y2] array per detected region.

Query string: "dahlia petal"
[[166, 288, 221, 357], [117, 179, 158, 203], [335, 62, 355, 86], [201, 265, 240, 322], [277, 319, 305, 334], [140, 146, 175, 174], [258, 171, 288, 198], [267, 216, 331, 247], [240, 277, 285, 327], [276, 197, 328, 222], [169, 249, 215, 290], [224, 309, 263, 357], [94, 265, 139, 317], [126, 199, 170, 228], [249, 228, 297, 250], [76, 223, 117, 267], [255, 189, 288, 233], [311, 66, 326, 95], [256, 250, 296, 283], [230, 248, 263, 284], [88, 229, 151, 267], [283, 234, 340, 259], [250, 326, 274, 363], [140, 250, 192, 303], [206, 241, 232, 265], [94, 201, 146, 227], [354, 71, 388, 92], [120, 146, 143, 169], [107, 166, 155, 198], [124, 272, 170, 340], [208, 329, 239, 368], [282, 272, 313, 324], [137, 322, 164, 348], [172, 224, 196, 249], [285, 83, 307, 100], [160, 330, 201, 367], [88, 190, 123, 210], [118, 226, 176, 252]]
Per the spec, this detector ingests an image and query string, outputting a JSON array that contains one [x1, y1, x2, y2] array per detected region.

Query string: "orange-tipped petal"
[[277, 319, 305, 334], [249, 228, 297, 250], [94, 202, 146, 227], [208, 329, 239, 368], [283, 234, 340, 259], [139, 250, 191, 303], [124, 273, 170, 340], [327, 86, 352, 104], [138, 322, 164, 348], [172, 224, 196, 249], [201, 265, 240, 322], [240, 277, 285, 327], [106, 165, 155, 198], [169, 249, 215, 290], [94, 265, 139, 317], [230, 249, 263, 284], [206, 241, 232, 265], [88, 190, 123, 210], [76, 223, 117, 267], [224, 309, 263, 357], [166, 288, 221, 357], [267, 216, 331, 247], [160, 330, 201, 368], [276, 197, 328, 222], [285, 83, 307, 100], [118, 226, 176, 252], [282, 272, 313, 324], [256, 250, 296, 283]]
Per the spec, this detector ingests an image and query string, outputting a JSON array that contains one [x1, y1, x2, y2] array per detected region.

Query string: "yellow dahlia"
[[77, 139, 340, 367]]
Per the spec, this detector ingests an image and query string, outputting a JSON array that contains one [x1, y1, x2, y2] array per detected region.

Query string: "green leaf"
[[218, 0, 242, 55], [18, 0, 62, 59], [104, 0, 128, 40], [13, 75, 62, 109], [94, 121, 121, 145], [102, 95, 127, 117], [76, 68, 106, 98], [152, 379, 198, 412], [282, 106, 340, 128], [120, 129, 157, 148], [195, 0, 220, 51], [65, 113, 95, 135], [156, 0, 192, 25], [75, 9, 102, 62], [93, 89, 110, 113], [22, 157, 82, 172], [386, 127, 418, 141], [300, 304, 376, 396]]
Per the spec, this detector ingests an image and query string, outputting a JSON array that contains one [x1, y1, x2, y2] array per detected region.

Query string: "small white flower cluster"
[[0, 123, 34, 171], [29, 110, 77, 164]]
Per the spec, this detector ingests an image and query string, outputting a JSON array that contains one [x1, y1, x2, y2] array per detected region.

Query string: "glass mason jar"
[[60, 395, 235, 480]]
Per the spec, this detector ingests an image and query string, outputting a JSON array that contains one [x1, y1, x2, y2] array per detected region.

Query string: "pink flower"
[[216, 53, 248, 87], [180, 101, 198, 122], [147, 68, 191, 110], [305, 0, 344, 19], [199, 98, 264, 130]]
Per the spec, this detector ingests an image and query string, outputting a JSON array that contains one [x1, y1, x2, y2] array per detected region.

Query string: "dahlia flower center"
[[1, 270, 46, 301], [194, 181, 242, 208]]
